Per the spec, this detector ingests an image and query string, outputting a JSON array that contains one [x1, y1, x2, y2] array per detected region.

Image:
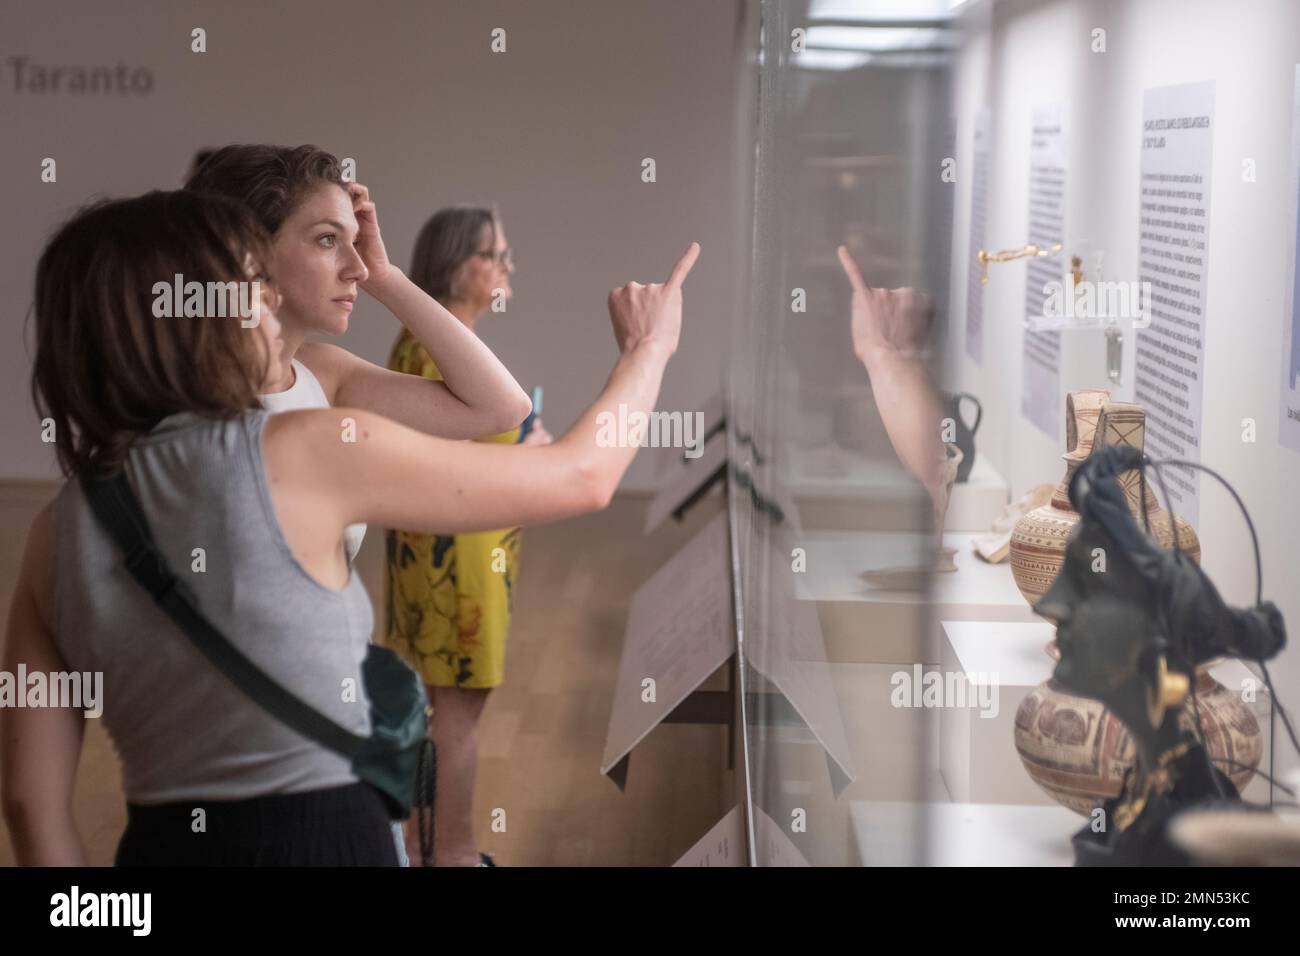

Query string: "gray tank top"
[[51, 409, 373, 804]]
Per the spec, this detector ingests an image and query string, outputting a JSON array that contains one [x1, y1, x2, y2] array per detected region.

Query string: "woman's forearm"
[[367, 269, 531, 426], [303, 247, 696, 534], [859, 344, 947, 502], [558, 338, 673, 505], [299, 339, 676, 536], [6, 804, 86, 866]]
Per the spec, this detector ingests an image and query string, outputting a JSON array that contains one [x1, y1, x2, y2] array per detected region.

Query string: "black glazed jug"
[[943, 392, 982, 482]]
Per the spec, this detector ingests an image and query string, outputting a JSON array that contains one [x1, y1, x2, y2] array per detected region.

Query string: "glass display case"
[[723, 0, 1296, 867]]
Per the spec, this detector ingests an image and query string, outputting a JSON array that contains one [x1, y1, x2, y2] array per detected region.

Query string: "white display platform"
[[939, 621, 1058, 806], [938, 621, 1276, 807], [850, 800, 1079, 866], [794, 530, 1038, 664], [783, 444, 1009, 533]]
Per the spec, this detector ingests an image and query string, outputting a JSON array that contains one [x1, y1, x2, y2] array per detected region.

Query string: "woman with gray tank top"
[[191, 148, 522, 863], [0, 189, 699, 866]]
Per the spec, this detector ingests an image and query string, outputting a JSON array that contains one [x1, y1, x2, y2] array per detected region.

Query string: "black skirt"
[[116, 782, 399, 867]]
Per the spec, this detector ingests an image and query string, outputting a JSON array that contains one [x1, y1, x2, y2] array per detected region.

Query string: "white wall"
[[0, 0, 749, 490], [947, 0, 1300, 781]]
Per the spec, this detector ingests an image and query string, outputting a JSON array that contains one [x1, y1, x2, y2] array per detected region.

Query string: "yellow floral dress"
[[383, 330, 521, 688]]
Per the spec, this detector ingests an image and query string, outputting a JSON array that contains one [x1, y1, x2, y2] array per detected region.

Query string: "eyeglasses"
[[475, 247, 513, 267]]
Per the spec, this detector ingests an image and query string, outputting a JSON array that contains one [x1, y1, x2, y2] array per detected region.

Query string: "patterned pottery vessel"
[[1009, 395, 1221, 814], [1014, 653, 1264, 815], [1009, 394, 1200, 605]]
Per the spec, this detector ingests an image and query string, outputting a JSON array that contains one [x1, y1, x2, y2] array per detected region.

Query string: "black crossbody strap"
[[79, 470, 367, 760]]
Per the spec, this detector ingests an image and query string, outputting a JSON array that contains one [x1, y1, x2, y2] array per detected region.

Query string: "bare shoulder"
[[259, 406, 418, 539], [261, 406, 394, 474], [296, 342, 364, 400], [262, 405, 351, 460]]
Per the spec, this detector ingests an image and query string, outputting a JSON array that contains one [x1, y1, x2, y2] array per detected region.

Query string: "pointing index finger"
[[665, 242, 701, 291], [837, 244, 870, 294]]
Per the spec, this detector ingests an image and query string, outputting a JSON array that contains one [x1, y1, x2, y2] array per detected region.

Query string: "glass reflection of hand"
[[837, 245, 933, 361], [836, 245, 947, 517]]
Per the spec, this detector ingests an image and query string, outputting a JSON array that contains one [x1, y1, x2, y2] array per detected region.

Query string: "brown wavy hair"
[[31, 190, 274, 476], [184, 143, 347, 234], [409, 206, 499, 303]]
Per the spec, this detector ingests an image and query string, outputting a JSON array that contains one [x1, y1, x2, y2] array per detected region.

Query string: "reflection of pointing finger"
[[665, 241, 701, 291], [837, 244, 869, 293]]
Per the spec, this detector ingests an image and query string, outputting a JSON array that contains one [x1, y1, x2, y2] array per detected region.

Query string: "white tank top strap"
[[260, 359, 329, 414]]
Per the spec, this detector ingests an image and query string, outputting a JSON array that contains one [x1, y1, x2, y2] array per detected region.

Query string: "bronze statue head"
[[1035, 518, 1187, 749]]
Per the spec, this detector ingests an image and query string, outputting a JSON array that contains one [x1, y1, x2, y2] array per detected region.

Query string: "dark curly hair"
[[184, 143, 347, 234]]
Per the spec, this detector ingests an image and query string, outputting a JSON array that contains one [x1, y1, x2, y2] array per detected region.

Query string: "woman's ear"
[[448, 258, 473, 303]]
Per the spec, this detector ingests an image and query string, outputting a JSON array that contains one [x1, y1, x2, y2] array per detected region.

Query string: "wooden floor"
[[0, 482, 732, 867]]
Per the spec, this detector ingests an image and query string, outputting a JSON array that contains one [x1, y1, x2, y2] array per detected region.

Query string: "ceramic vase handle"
[[955, 392, 983, 434]]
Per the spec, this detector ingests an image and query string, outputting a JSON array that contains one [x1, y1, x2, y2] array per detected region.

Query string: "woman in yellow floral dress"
[[385, 207, 550, 867]]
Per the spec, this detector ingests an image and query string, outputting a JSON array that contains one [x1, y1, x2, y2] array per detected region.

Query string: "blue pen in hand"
[[518, 386, 543, 442]]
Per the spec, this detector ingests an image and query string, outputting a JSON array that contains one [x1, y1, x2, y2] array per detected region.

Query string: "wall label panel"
[[1134, 80, 1217, 526], [1021, 104, 1067, 440]]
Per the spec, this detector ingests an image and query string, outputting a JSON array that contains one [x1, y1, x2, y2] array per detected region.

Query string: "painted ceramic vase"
[[1009, 394, 1200, 605], [1014, 654, 1263, 815], [1008, 397, 1242, 814]]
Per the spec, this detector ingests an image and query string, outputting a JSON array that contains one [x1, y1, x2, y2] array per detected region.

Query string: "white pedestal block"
[[948, 455, 1012, 532], [795, 531, 1038, 664], [850, 800, 1079, 866], [938, 620, 1057, 806], [784, 446, 1009, 533]]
